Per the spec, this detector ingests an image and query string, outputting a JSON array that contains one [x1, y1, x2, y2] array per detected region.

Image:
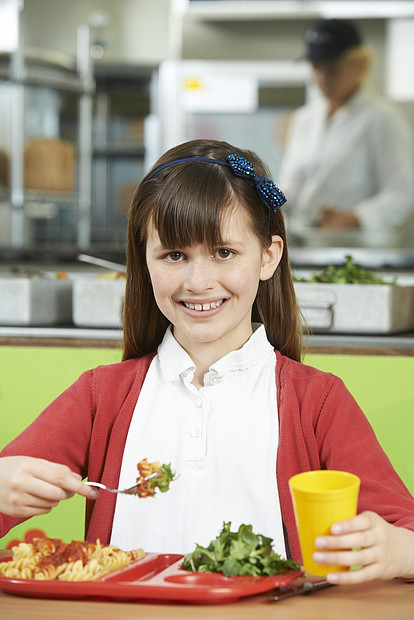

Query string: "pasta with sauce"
[[135, 458, 176, 497], [0, 537, 145, 581]]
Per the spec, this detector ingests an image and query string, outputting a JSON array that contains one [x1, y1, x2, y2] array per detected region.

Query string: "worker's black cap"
[[304, 19, 362, 62]]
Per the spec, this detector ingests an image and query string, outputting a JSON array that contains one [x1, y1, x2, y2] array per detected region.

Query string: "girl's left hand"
[[313, 511, 414, 583]]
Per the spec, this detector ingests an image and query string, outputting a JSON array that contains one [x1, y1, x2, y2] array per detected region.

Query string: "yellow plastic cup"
[[289, 470, 360, 576]]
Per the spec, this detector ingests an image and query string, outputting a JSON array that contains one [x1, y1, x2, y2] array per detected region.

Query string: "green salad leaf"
[[147, 463, 176, 493], [182, 522, 301, 577], [293, 255, 396, 285]]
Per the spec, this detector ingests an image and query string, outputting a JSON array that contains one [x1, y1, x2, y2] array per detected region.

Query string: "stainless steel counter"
[[1, 325, 414, 355], [0, 325, 123, 341], [307, 330, 414, 353]]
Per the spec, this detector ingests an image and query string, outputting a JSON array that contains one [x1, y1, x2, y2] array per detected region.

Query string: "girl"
[[1, 139, 414, 584]]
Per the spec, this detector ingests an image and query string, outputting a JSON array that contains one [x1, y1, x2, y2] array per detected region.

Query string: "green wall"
[[0, 345, 413, 548], [0, 346, 122, 549]]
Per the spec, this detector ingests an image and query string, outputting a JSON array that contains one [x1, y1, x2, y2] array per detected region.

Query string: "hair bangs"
[[150, 163, 234, 250]]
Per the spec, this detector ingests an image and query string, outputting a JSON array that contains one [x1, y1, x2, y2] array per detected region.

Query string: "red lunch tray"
[[0, 552, 303, 604]]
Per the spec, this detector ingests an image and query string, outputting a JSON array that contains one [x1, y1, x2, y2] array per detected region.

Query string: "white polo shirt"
[[110, 324, 285, 557]]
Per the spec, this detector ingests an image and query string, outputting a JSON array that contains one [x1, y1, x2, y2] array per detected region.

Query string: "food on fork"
[[0, 537, 145, 581], [135, 458, 176, 497], [85, 458, 177, 496]]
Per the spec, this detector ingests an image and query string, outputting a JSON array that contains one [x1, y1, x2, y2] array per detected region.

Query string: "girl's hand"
[[0, 456, 99, 518], [313, 511, 414, 583]]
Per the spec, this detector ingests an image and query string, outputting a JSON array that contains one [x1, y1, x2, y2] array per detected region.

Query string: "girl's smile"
[[145, 204, 283, 370], [182, 299, 225, 312]]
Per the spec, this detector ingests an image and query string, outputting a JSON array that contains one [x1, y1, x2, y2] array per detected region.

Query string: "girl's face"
[[145, 203, 283, 361]]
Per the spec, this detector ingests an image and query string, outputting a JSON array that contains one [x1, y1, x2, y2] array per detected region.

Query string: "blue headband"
[[145, 154, 286, 213]]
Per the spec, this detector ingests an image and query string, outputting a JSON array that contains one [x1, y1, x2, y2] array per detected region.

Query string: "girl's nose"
[[184, 257, 214, 292]]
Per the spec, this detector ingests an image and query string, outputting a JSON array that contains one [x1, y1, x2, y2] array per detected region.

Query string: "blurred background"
[[1, 0, 414, 263]]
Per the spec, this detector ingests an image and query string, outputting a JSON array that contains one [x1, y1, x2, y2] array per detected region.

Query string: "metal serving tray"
[[0, 277, 72, 326], [294, 282, 414, 334], [72, 278, 125, 328]]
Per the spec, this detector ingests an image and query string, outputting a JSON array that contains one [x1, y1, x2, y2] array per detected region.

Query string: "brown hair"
[[122, 139, 302, 362]]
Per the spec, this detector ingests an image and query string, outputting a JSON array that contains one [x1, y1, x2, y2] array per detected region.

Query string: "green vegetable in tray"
[[293, 255, 396, 285], [182, 522, 301, 577]]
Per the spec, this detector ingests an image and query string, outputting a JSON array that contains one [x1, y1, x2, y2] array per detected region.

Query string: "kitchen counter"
[[1, 325, 414, 355], [0, 325, 124, 348], [305, 330, 414, 356]]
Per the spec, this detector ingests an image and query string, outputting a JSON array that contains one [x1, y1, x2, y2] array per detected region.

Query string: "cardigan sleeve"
[[276, 353, 414, 563], [0, 369, 95, 538], [314, 374, 414, 531], [0, 356, 154, 542]]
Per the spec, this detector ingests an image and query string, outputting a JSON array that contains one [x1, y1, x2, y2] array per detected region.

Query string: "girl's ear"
[[260, 235, 283, 281]]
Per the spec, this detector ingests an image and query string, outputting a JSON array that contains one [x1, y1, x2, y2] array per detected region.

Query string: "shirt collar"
[[157, 324, 274, 383], [158, 325, 195, 382], [210, 324, 274, 376]]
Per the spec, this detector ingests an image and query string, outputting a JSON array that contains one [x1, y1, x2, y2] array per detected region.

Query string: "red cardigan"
[[1, 351, 414, 561]]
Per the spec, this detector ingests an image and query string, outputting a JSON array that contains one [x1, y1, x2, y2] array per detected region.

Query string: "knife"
[[269, 579, 334, 602]]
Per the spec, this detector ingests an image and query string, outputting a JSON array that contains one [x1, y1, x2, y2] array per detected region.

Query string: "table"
[[0, 577, 413, 620]]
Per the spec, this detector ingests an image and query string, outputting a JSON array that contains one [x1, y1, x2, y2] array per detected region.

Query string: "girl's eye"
[[215, 248, 235, 260], [163, 251, 185, 263]]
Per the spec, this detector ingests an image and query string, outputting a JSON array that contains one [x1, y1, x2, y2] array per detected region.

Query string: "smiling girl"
[[1, 139, 414, 583]]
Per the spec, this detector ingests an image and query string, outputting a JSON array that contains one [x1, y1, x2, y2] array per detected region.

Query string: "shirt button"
[[194, 398, 202, 408], [189, 428, 200, 438], [210, 375, 222, 385]]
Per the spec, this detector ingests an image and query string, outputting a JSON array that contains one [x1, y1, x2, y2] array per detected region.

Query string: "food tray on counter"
[[294, 282, 414, 334], [0, 553, 302, 604], [72, 278, 125, 328], [0, 277, 72, 326]]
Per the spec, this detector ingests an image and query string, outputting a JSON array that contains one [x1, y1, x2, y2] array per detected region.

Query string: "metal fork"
[[84, 482, 140, 495]]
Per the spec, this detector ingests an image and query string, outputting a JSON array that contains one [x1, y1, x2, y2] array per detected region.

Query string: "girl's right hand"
[[0, 456, 99, 518]]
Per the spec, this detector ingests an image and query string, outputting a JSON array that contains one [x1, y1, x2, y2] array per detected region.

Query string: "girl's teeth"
[[185, 300, 223, 311]]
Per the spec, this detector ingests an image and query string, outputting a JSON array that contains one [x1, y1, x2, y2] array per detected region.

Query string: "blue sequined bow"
[[226, 154, 286, 213], [145, 153, 287, 214]]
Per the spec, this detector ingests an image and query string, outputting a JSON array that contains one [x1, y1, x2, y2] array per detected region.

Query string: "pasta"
[[0, 537, 145, 581], [136, 458, 162, 497]]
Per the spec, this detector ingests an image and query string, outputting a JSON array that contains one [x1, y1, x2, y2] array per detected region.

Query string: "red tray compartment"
[[0, 553, 302, 604]]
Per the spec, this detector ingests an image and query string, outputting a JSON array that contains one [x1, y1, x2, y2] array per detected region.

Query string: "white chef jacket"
[[110, 324, 286, 558], [279, 88, 414, 231]]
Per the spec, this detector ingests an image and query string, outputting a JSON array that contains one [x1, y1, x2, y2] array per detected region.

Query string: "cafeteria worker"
[[279, 18, 414, 232]]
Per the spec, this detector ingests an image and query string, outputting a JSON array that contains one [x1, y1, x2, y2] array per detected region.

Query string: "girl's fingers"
[[313, 546, 379, 569], [5, 456, 97, 513], [326, 564, 379, 585], [0, 456, 98, 518], [315, 529, 377, 551], [330, 511, 378, 534], [8, 480, 75, 518], [315, 511, 380, 550], [28, 471, 98, 501], [11, 479, 73, 504], [32, 460, 98, 499], [73, 480, 100, 500]]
